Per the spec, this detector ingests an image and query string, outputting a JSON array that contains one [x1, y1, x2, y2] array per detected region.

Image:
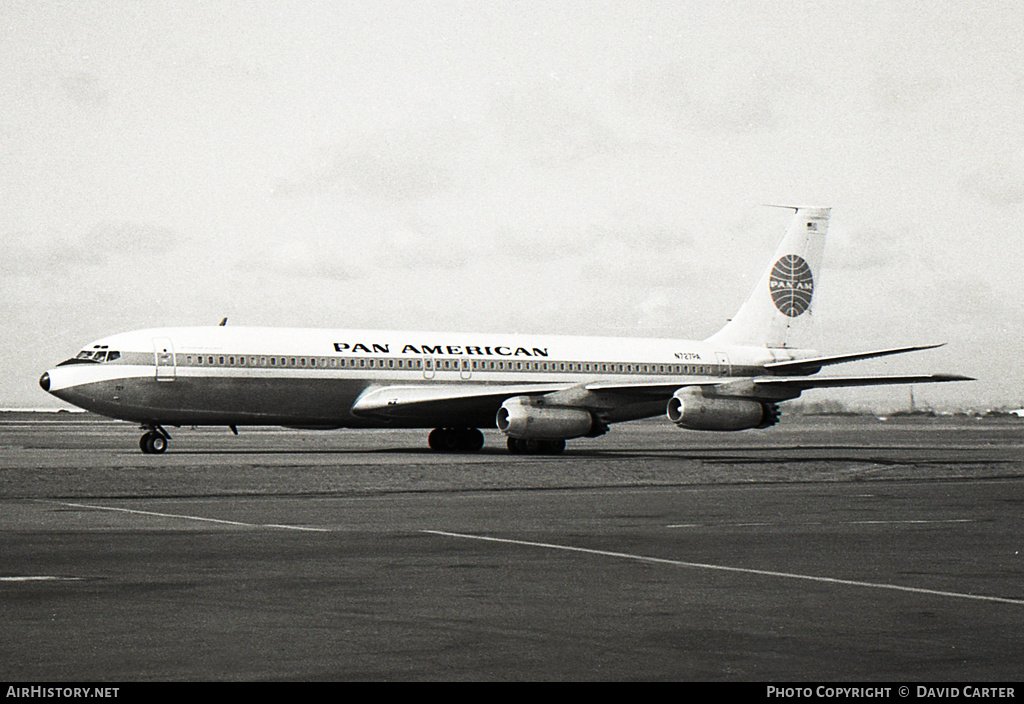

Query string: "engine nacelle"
[[667, 388, 779, 431], [496, 396, 595, 439]]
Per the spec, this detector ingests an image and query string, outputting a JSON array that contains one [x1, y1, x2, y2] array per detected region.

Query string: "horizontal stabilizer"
[[714, 373, 974, 402], [766, 343, 946, 375], [585, 373, 972, 404]]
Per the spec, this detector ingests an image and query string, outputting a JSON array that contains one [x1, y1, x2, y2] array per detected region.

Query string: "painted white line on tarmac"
[[423, 530, 1024, 607], [0, 576, 82, 582], [666, 518, 976, 528], [44, 500, 332, 532]]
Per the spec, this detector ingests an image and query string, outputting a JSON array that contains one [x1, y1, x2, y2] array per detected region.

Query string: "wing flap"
[[351, 383, 573, 421]]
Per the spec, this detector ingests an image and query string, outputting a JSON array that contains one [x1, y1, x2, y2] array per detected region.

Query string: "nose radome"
[[39, 372, 50, 392]]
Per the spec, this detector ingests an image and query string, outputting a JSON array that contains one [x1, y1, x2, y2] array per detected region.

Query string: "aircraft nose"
[[39, 372, 50, 392]]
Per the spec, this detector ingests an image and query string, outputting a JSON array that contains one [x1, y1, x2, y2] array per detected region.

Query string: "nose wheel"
[[139, 426, 171, 454]]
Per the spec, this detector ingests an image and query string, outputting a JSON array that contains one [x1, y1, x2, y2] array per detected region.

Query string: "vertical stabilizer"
[[705, 206, 830, 349]]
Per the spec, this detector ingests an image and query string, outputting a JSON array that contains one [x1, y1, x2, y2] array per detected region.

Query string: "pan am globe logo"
[[769, 254, 814, 317]]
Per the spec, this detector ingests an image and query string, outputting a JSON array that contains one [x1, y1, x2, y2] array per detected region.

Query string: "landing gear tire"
[[505, 437, 566, 455], [428, 427, 485, 452], [140, 431, 168, 454]]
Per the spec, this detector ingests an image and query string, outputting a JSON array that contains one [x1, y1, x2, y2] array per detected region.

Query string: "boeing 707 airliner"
[[39, 206, 970, 454]]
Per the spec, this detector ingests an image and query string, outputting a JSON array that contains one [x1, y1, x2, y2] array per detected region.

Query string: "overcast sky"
[[3, 0, 1022, 411]]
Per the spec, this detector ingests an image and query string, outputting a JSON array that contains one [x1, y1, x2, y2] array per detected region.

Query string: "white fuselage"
[[41, 326, 802, 429]]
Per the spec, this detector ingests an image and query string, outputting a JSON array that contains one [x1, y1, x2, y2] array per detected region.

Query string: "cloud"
[[869, 69, 952, 115], [236, 238, 367, 281], [1, 222, 174, 277], [960, 163, 1024, 207], [271, 126, 466, 202], [826, 226, 906, 271], [622, 61, 778, 134], [59, 71, 109, 108], [70, 222, 174, 264], [486, 89, 623, 166]]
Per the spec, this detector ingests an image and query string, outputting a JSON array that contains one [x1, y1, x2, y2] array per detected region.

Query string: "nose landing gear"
[[139, 425, 171, 454]]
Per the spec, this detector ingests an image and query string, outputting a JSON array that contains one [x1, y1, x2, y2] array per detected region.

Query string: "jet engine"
[[667, 387, 779, 431], [496, 396, 595, 439]]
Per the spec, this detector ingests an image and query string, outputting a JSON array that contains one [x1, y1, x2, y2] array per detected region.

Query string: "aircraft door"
[[153, 337, 176, 382], [460, 357, 472, 380], [423, 357, 436, 380], [715, 351, 731, 377]]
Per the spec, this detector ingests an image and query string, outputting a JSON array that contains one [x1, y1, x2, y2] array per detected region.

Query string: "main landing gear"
[[139, 425, 171, 454], [427, 427, 485, 452], [506, 437, 566, 455], [425, 427, 567, 454]]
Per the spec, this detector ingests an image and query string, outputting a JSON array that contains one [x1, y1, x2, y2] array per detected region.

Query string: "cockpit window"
[[63, 349, 120, 365]]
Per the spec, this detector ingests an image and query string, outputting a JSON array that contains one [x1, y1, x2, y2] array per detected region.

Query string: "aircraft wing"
[[350, 372, 972, 425]]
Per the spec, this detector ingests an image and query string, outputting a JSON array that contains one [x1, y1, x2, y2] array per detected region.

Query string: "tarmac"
[[1, 415, 1022, 681]]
